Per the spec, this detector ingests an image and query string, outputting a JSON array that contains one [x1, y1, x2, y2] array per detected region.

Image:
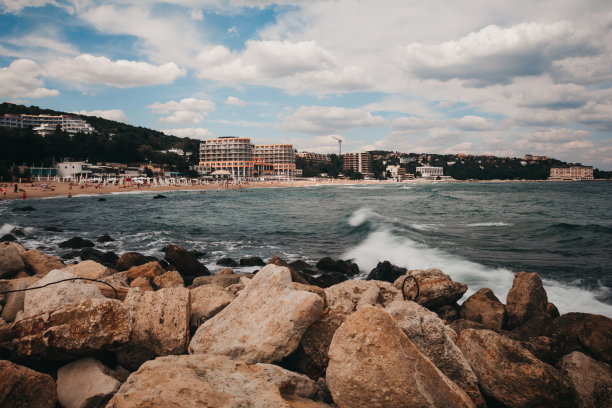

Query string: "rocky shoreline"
[[1, 237, 611, 408]]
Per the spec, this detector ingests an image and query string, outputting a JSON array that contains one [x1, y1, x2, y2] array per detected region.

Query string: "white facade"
[[55, 161, 92, 179], [418, 165, 443, 178], [0, 114, 95, 134]]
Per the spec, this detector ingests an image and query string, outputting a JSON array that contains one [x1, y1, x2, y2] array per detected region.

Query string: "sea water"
[[1, 181, 611, 317]]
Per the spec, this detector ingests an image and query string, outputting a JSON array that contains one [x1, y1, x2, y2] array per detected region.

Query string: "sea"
[[1, 181, 611, 317]]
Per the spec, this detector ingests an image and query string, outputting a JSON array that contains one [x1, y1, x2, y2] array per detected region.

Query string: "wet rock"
[[327, 306, 474, 408], [0, 360, 57, 408], [394, 268, 468, 310], [557, 351, 612, 408], [96, 234, 114, 243], [190, 284, 236, 330], [300, 279, 402, 375], [80, 248, 119, 268], [289, 259, 312, 272], [315, 257, 359, 276], [188, 249, 206, 259], [216, 257, 239, 267], [115, 252, 148, 272], [59, 237, 95, 249], [152, 194, 166, 199], [0, 244, 25, 278], [44, 226, 63, 232], [1, 281, 26, 323], [125, 261, 165, 281], [192, 272, 253, 288], [63, 260, 114, 280], [152, 270, 184, 288], [506, 271, 548, 329], [366, 260, 407, 283], [456, 328, 576, 408], [107, 354, 332, 408], [0, 233, 16, 242], [97, 197, 106, 202], [0, 298, 131, 362], [460, 287, 507, 330], [239, 256, 266, 267], [386, 300, 485, 407], [57, 357, 121, 408], [116, 287, 190, 370], [189, 264, 324, 364], [163, 244, 210, 284], [12, 205, 36, 212], [300, 270, 348, 288], [21, 249, 65, 275]]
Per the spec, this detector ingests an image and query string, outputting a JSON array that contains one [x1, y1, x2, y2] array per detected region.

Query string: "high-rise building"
[[297, 152, 331, 164], [254, 144, 296, 176], [0, 114, 95, 135], [549, 166, 593, 181], [342, 152, 372, 176]]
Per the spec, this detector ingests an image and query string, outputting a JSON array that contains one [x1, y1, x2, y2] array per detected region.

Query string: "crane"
[[331, 135, 343, 156]]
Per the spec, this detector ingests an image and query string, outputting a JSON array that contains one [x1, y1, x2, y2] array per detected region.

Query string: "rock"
[[12, 205, 36, 212], [115, 252, 149, 272], [289, 260, 312, 272], [116, 287, 191, 370], [267, 255, 311, 284], [57, 357, 121, 408], [0, 244, 26, 278], [59, 237, 95, 249], [80, 248, 119, 268], [163, 244, 210, 284], [366, 260, 407, 283], [0, 298, 131, 362], [97, 197, 106, 202], [449, 318, 489, 335], [386, 300, 484, 407], [125, 261, 165, 281], [556, 351, 612, 408], [216, 257, 239, 267], [511, 312, 554, 339], [129, 276, 153, 291], [44, 226, 63, 232], [394, 268, 468, 310], [63, 260, 113, 280], [153, 194, 166, 199], [327, 306, 474, 408], [192, 272, 253, 288], [189, 264, 324, 364], [456, 328, 576, 408], [437, 304, 460, 322], [506, 271, 548, 329], [300, 279, 402, 376], [107, 354, 331, 408], [23, 269, 105, 318], [239, 256, 266, 266], [315, 257, 359, 275], [190, 284, 236, 330], [96, 234, 114, 243], [215, 267, 234, 275], [1, 281, 26, 323], [13, 229, 25, 236], [301, 270, 348, 288], [21, 249, 65, 275], [0, 360, 57, 408], [152, 270, 184, 288], [460, 287, 507, 330], [0, 233, 16, 242]]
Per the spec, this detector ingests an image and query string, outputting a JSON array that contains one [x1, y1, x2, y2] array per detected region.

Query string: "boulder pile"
[[0, 240, 611, 408]]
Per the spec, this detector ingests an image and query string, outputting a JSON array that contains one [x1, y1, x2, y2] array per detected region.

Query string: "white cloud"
[[0, 0, 63, 13], [44, 54, 185, 87], [0, 59, 59, 98], [281, 105, 388, 134], [162, 128, 214, 140], [159, 111, 205, 124], [75, 109, 129, 123], [148, 97, 216, 124], [528, 128, 591, 143], [228, 26, 238, 36], [225, 96, 247, 106], [189, 9, 203, 21]]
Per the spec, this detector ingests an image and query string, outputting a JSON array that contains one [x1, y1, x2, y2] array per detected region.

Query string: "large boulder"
[[192, 272, 253, 288], [59, 237, 95, 249], [21, 249, 65, 275], [79, 248, 118, 268], [326, 306, 474, 408], [63, 260, 113, 280], [115, 252, 148, 272], [152, 270, 184, 288], [0, 360, 57, 408], [107, 354, 331, 408], [460, 287, 507, 330], [456, 329, 576, 408], [57, 357, 121, 408], [315, 257, 359, 276], [386, 300, 484, 407], [124, 261, 165, 281], [0, 298, 131, 362], [116, 287, 190, 370], [393, 268, 467, 310], [0, 244, 25, 278], [190, 284, 236, 331], [216, 257, 239, 267], [366, 261, 407, 283], [556, 351, 612, 408], [22, 269, 105, 318], [1, 281, 26, 322], [189, 264, 324, 364], [506, 271, 548, 329], [163, 244, 210, 284], [300, 279, 401, 376], [240, 256, 266, 267]]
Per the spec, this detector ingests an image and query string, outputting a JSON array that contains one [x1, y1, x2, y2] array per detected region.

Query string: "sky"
[[0, 1, 611, 169]]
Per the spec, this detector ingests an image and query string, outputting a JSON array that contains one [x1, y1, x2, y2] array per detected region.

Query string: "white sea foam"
[[342, 228, 612, 317], [0, 223, 17, 235], [347, 207, 378, 227], [410, 223, 439, 231], [466, 222, 511, 227]]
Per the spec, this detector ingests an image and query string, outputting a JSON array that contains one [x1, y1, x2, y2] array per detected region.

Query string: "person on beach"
[[14, 183, 18, 193], [22, 191, 26, 199], [2, 187, 6, 197]]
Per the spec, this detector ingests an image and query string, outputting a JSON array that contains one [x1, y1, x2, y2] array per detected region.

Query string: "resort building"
[[386, 165, 414, 181], [55, 161, 93, 180], [254, 144, 297, 177], [0, 114, 95, 135], [417, 165, 444, 178], [297, 152, 331, 164], [549, 165, 594, 181], [342, 152, 372, 176]]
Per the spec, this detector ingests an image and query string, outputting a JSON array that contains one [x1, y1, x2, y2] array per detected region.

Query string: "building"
[[386, 165, 414, 181], [297, 152, 331, 164], [417, 165, 444, 178], [55, 161, 93, 180], [0, 114, 95, 135], [524, 154, 547, 161], [342, 152, 372, 176], [254, 144, 296, 177], [399, 156, 415, 164], [549, 165, 594, 181]]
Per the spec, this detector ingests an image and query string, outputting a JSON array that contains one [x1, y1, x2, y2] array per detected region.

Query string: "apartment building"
[[297, 152, 331, 164], [417, 165, 444, 178], [342, 152, 372, 176], [549, 165, 594, 181], [254, 144, 296, 176], [0, 114, 95, 135]]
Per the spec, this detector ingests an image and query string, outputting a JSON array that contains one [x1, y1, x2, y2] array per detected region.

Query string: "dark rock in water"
[[300, 270, 348, 288], [116, 252, 149, 271], [58, 237, 95, 249], [164, 244, 210, 285], [43, 226, 63, 232], [80, 248, 119, 268], [0, 234, 16, 242], [288, 260, 312, 272], [188, 250, 206, 259], [12, 206, 36, 212], [153, 194, 166, 199], [98, 197, 107, 202], [366, 261, 406, 283], [12, 229, 25, 237], [216, 257, 239, 267], [239, 256, 266, 267], [60, 251, 80, 260], [96, 234, 114, 243], [316, 257, 359, 276]]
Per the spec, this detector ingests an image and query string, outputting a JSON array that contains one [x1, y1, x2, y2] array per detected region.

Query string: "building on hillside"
[[0, 114, 95, 135], [524, 154, 547, 161], [417, 165, 444, 179], [55, 161, 93, 180], [342, 152, 372, 176], [400, 156, 415, 164], [386, 165, 414, 181], [549, 165, 594, 181], [297, 152, 331, 164]]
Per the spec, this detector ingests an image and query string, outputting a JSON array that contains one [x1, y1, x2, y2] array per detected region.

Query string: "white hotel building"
[[417, 165, 444, 178], [0, 114, 95, 135]]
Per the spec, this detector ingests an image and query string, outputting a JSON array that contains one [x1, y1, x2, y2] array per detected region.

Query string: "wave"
[[347, 207, 379, 227], [342, 228, 612, 317], [546, 222, 612, 234], [0, 223, 17, 235], [466, 222, 511, 227]]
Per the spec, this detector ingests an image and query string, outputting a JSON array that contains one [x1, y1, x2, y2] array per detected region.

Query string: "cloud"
[[75, 109, 129, 123], [162, 127, 214, 140], [189, 9, 203, 20], [281, 105, 388, 134], [44, 54, 185, 87], [147, 97, 216, 124], [0, 59, 59, 98], [0, 0, 64, 13], [528, 128, 591, 143], [391, 115, 495, 132], [228, 26, 238, 36], [225, 96, 247, 106]]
